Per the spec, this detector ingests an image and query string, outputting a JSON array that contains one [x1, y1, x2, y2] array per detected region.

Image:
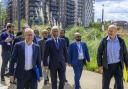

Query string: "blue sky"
[[95, 0, 128, 21]]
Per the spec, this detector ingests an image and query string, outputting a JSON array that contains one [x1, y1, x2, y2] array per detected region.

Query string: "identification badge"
[[79, 52, 84, 60]]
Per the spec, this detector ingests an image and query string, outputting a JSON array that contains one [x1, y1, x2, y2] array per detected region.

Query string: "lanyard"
[[76, 43, 82, 53]]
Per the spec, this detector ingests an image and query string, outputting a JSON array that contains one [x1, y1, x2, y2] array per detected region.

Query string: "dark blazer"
[[38, 38, 47, 61], [97, 36, 128, 69], [60, 36, 69, 48], [68, 42, 90, 65], [9, 41, 42, 79], [0, 32, 14, 52], [43, 38, 68, 70]]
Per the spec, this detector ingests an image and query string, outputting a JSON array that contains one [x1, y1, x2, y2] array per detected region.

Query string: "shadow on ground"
[[42, 83, 73, 89]]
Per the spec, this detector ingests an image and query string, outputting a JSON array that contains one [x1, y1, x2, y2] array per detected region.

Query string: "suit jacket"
[[0, 32, 14, 53], [60, 36, 69, 48], [9, 41, 42, 79], [43, 38, 68, 70], [68, 42, 90, 65], [38, 38, 47, 61], [97, 36, 128, 69]]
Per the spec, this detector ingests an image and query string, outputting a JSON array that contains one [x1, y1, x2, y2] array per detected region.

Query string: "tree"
[[0, 2, 7, 30]]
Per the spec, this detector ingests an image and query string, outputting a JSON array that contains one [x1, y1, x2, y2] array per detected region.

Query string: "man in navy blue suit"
[[43, 26, 68, 89], [9, 28, 42, 89], [68, 32, 90, 89], [0, 23, 14, 81]]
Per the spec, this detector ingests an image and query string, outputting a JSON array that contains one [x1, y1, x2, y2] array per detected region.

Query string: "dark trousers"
[[50, 66, 65, 89], [1, 51, 11, 77], [17, 70, 37, 89], [73, 60, 84, 89], [102, 62, 124, 89]]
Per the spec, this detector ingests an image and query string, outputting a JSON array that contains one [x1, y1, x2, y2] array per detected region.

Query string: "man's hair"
[[6, 23, 13, 29], [24, 28, 34, 36], [41, 29, 48, 33], [108, 25, 117, 30], [60, 29, 65, 33]]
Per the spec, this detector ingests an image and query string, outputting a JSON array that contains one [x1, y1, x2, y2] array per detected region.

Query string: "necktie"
[[55, 39, 59, 48]]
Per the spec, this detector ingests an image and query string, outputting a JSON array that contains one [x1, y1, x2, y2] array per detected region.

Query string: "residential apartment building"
[[7, 0, 94, 27], [7, 0, 43, 25], [74, 0, 94, 27]]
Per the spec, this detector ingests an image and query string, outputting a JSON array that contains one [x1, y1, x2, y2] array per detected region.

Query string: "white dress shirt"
[[76, 42, 84, 60], [25, 42, 33, 70]]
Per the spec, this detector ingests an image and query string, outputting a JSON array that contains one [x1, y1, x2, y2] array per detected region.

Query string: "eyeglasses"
[[76, 36, 81, 38], [27, 34, 33, 36]]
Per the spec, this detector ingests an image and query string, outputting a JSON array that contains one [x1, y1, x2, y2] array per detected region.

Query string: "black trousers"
[[1, 51, 11, 78], [102, 62, 124, 89], [17, 70, 37, 89], [50, 67, 65, 89]]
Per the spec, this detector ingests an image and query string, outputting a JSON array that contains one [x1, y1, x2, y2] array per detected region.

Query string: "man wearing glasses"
[[68, 32, 90, 89]]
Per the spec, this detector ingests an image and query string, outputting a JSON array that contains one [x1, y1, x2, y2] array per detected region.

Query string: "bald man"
[[9, 28, 42, 89], [68, 32, 90, 89], [97, 25, 128, 89]]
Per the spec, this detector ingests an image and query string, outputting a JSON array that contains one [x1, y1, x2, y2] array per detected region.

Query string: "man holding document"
[[9, 28, 42, 89]]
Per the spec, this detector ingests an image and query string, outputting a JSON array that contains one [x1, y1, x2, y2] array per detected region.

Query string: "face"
[[60, 30, 65, 37], [51, 29, 59, 38], [24, 31, 34, 44], [42, 32, 48, 38], [75, 35, 81, 41], [108, 27, 117, 39], [47, 28, 51, 34]]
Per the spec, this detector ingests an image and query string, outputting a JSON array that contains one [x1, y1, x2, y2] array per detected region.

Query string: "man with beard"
[[68, 32, 90, 89], [0, 23, 14, 81]]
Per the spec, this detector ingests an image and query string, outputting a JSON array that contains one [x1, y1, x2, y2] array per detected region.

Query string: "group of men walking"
[[0, 23, 128, 89]]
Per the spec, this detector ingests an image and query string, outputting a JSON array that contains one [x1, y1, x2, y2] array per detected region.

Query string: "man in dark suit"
[[97, 25, 128, 89], [68, 32, 90, 89], [38, 30, 50, 85], [0, 23, 14, 81], [9, 28, 42, 89], [60, 29, 69, 48], [60, 29, 69, 83], [43, 26, 68, 89]]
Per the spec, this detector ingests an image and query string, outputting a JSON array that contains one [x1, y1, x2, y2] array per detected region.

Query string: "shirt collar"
[[25, 40, 33, 46], [53, 37, 59, 41], [76, 41, 81, 45], [107, 36, 118, 41]]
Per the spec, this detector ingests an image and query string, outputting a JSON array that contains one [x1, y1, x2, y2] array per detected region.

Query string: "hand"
[[10, 76, 14, 83], [5, 38, 12, 42], [43, 66, 49, 73], [99, 66, 103, 74]]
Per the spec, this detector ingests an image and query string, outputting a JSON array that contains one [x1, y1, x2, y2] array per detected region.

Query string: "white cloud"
[[95, 0, 128, 21]]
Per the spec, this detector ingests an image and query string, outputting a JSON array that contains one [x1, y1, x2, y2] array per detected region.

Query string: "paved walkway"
[[0, 46, 128, 89]]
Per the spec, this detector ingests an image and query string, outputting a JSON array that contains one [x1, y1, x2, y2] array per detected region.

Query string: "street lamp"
[[17, 0, 20, 31], [0, 1, 3, 30], [101, 4, 104, 31]]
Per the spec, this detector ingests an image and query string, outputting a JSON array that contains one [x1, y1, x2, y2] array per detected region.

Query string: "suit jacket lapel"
[[32, 44, 35, 66], [22, 42, 25, 68], [52, 38, 59, 50], [58, 38, 60, 49], [74, 42, 78, 52]]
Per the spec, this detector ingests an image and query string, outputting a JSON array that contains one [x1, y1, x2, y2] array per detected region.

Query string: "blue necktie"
[[55, 39, 59, 49]]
